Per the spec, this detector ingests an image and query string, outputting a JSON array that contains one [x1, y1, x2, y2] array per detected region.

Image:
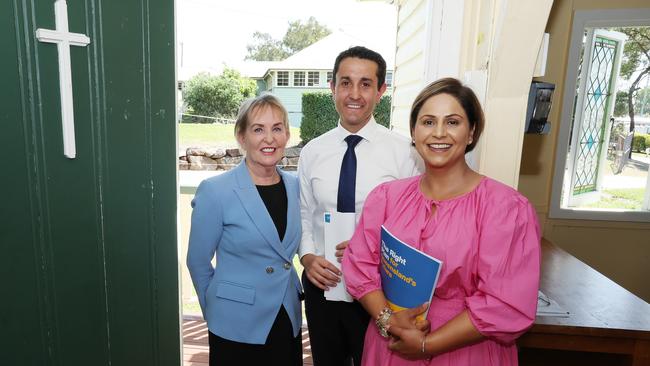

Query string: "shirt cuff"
[[298, 242, 316, 259]]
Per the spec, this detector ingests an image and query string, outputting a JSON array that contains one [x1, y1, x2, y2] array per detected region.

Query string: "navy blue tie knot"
[[345, 135, 363, 149], [337, 135, 363, 213]]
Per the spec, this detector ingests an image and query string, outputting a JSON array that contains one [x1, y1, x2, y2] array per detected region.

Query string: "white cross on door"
[[36, 0, 90, 159]]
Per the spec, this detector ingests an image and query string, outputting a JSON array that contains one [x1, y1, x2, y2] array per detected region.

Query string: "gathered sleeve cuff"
[[342, 183, 389, 300], [465, 194, 541, 344]]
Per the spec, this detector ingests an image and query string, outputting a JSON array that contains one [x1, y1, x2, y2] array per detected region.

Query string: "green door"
[[1, 1, 179, 365]]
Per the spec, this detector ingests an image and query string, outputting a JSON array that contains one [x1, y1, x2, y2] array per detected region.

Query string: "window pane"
[[294, 71, 305, 86], [326, 71, 333, 83], [386, 72, 393, 87], [308, 71, 320, 86], [560, 26, 650, 212], [277, 71, 289, 86]]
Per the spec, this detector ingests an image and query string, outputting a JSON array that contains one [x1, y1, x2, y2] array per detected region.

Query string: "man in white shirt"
[[298, 46, 421, 366]]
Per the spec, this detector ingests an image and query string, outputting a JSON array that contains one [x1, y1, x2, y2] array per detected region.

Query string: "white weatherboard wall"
[[391, 0, 428, 137], [391, 0, 553, 189]]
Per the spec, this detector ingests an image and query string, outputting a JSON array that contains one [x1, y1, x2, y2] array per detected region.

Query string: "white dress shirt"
[[298, 117, 422, 258]]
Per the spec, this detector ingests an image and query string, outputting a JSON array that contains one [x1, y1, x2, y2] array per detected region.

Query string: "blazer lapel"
[[233, 161, 291, 262]]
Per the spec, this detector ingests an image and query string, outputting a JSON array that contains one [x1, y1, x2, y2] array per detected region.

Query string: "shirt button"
[[265, 266, 274, 274], [283, 262, 291, 270]]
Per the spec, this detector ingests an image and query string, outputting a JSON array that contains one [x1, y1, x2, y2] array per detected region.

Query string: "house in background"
[[239, 31, 395, 127]]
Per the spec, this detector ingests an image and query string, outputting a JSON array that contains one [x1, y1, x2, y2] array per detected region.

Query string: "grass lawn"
[[585, 188, 645, 210], [178, 123, 301, 150]]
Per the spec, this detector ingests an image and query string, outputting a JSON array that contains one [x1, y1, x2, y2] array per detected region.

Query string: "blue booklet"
[[380, 225, 442, 318]]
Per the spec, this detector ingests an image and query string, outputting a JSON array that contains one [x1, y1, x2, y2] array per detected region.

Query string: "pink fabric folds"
[[342, 175, 541, 366]]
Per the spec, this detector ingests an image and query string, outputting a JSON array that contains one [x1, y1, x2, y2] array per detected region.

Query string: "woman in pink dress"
[[341, 78, 540, 365]]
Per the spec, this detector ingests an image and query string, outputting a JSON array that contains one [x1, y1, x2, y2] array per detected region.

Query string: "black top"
[[256, 178, 287, 241]]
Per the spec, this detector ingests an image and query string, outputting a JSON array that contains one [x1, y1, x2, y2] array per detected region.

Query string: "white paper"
[[536, 290, 570, 317], [323, 211, 355, 302]]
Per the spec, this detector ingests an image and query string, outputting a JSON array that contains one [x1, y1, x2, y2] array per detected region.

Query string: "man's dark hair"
[[332, 46, 386, 90]]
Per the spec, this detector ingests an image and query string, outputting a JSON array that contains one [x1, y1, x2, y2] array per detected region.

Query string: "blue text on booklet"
[[380, 225, 442, 317]]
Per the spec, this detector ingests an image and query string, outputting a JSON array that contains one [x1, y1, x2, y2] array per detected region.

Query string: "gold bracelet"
[[375, 307, 393, 338]]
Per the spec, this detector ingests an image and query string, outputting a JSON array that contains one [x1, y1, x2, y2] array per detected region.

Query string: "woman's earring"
[[411, 139, 416, 147]]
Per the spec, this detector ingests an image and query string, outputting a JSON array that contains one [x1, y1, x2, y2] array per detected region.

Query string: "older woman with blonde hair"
[[342, 78, 540, 365], [187, 93, 303, 365]]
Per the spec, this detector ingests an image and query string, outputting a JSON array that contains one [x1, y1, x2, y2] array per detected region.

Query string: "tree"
[[616, 27, 650, 132], [183, 68, 257, 118], [614, 90, 630, 117], [282, 17, 332, 54], [245, 32, 289, 61], [245, 17, 331, 61], [635, 87, 650, 116]]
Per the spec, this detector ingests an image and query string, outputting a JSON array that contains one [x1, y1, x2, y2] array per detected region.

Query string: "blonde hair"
[[234, 93, 290, 138]]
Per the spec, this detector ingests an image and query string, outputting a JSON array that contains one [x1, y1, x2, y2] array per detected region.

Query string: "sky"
[[176, 0, 397, 78]]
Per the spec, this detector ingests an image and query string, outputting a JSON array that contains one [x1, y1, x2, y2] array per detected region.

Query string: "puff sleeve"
[[465, 192, 541, 344]]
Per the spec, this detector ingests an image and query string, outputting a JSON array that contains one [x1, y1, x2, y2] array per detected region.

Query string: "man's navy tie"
[[337, 135, 363, 213]]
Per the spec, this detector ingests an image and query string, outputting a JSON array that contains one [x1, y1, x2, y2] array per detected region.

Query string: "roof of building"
[[238, 30, 395, 79]]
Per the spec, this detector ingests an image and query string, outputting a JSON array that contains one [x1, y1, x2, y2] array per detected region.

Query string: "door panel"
[[0, 1, 179, 365]]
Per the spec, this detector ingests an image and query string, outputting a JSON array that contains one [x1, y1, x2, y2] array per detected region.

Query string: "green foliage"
[[183, 68, 256, 118], [614, 88, 650, 117], [616, 27, 650, 80], [246, 17, 331, 61], [245, 32, 289, 61], [374, 96, 392, 127], [636, 87, 650, 116], [614, 90, 629, 117], [614, 27, 650, 125], [299, 93, 338, 144], [300, 92, 391, 144], [632, 133, 650, 152], [282, 17, 332, 54]]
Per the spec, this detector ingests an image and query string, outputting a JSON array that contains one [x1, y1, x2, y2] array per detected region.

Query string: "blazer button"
[[283, 262, 291, 270], [266, 266, 274, 274]]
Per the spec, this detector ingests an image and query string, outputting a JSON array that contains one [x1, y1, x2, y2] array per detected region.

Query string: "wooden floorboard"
[[182, 317, 313, 365]]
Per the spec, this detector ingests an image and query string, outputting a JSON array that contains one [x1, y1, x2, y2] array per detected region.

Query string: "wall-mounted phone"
[[525, 82, 555, 134]]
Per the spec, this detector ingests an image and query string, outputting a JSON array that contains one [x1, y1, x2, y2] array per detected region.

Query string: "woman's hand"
[[389, 302, 431, 333], [334, 240, 348, 263], [388, 325, 430, 360]]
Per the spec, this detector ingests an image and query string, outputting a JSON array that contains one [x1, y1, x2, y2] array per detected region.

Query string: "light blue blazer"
[[186, 161, 302, 344]]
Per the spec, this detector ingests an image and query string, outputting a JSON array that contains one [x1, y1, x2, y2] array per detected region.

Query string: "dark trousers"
[[303, 272, 370, 366], [208, 306, 302, 366]]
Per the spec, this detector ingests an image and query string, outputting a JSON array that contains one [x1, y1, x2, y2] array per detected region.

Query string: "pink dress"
[[342, 175, 540, 366]]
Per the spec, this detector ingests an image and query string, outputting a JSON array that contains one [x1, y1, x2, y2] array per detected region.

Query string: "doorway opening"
[[175, 1, 399, 364]]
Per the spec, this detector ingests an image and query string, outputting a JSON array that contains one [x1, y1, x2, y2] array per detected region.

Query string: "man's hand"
[[334, 240, 349, 263], [301, 254, 342, 290]]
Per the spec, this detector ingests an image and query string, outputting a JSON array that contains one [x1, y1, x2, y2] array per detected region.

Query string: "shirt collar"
[[335, 116, 379, 143]]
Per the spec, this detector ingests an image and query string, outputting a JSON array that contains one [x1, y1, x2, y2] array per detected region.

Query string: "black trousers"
[[208, 306, 302, 366], [303, 272, 370, 366]]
